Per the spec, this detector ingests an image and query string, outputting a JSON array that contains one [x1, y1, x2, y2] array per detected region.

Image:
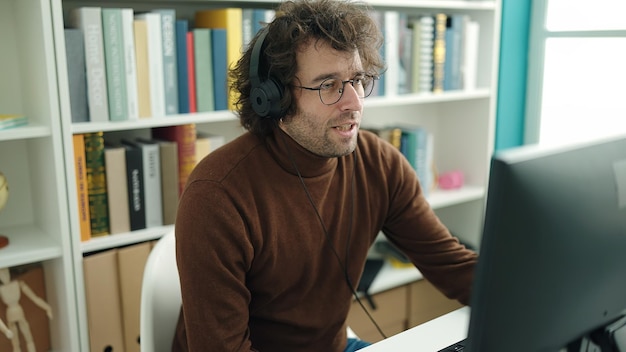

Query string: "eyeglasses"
[[292, 74, 379, 105]]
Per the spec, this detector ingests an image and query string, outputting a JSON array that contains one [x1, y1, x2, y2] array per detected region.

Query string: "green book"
[[193, 28, 214, 112], [84, 132, 109, 236], [102, 8, 128, 121]]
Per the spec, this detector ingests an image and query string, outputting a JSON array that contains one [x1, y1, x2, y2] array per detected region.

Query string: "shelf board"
[[0, 224, 63, 269], [0, 124, 51, 142], [365, 89, 491, 108], [80, 224, 174, 254], [428, 185, 485, 209], [71, 110, 237, 134]]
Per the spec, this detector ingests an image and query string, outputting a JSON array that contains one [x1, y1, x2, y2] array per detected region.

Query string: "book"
[[242, 8, 255, 50], [412, 15, 435, 93], [195, 132, 225, 165], [175, 20, 190, 113], [134, 139, 164, 228], [121, 8, 139, 120], [0, 114, 28, 130], [383, 11, 400, 97], [122, 141, 146, 231], [252, 9, 275, 35], [155, 139, 179, 225], [135, 12, 165, 118], [432, 13, 448, 93], [82, 250, 125, 352], [72, 134, 91, 241], [153, 9, 179, 115], [152, 124, 196, 196], [83, 131, 109, 237], [211, 28, 228, 111], [69, 7, 110, 122], [186, 31, 197, 113], [133, 17, 152, 118], [104, 144, 130, 234], [444, 14, 465, 91], [398, 125, 432, 196], [462, 19, 480, 90], [64, 29, 89, 123], [195, 8, 243, 109], [398, 12, 413, 94], [102, 8, 128, 121], [193, 28, 214, 112]]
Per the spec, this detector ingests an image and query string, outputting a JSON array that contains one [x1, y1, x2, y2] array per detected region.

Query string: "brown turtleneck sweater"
[[172, 129, 477, 351]]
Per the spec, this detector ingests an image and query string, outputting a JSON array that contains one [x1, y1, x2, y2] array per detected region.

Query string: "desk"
[[360, 306, 470, 351]]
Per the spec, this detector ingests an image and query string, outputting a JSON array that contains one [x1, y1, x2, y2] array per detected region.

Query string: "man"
[[173, 1, 477, 351]]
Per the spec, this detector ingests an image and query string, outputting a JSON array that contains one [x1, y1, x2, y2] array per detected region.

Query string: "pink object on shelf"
[[438, 171, 464, 189]]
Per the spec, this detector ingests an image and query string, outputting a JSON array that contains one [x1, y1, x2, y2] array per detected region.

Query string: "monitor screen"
[[466, 134, 626, 351]]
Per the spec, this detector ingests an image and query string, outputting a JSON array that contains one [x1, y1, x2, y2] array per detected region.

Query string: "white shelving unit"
[[0, 0, 500, 350]]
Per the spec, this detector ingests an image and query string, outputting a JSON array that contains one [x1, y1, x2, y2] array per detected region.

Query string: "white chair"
[[140, 229, 181, 352], [140, 229, 358, 351]]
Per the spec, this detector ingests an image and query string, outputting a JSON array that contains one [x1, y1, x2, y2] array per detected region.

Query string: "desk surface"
[[360, 306, 470, 352]]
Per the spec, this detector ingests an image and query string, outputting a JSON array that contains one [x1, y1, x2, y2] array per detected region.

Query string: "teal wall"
[[494, 0, 532, 151]]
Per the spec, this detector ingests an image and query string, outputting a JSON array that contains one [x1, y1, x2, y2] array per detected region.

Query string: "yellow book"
[[195, 8, 243, 110]]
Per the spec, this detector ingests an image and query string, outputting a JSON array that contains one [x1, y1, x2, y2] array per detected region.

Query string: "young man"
[[173, 1, 478, 351]]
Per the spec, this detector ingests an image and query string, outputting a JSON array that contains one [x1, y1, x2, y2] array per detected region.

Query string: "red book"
[[152, 124, 197, 195], [186, 31, 197, 113]]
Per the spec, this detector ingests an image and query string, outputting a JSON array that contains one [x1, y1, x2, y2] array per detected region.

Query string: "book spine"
[[384, 11, 400, 97], [137, 12, 165, 118], [73, 134, 92, 241], [102, 8, 128, 121], [193, 28, 214, 112], [70, 7, 110, 122], [104, 146, 131, 234], [84, 132, 109, 236], [124, 143, 146, 231], [154, 9, 179, 115], [138, 141, 163, 227], [65, 29, 90, 123], [186, 31, 197, 113], [433, 13, 447, 93], [157, 140, 179, 225], [121, 8, 139, 120], [175, 20, 190, 113], [211, 28, 228, 111], [133, 18, 152, 118]]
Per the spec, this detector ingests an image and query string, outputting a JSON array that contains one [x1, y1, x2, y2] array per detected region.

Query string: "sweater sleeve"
[[174, 179, 257, 351], [380, 143, 478, 306]]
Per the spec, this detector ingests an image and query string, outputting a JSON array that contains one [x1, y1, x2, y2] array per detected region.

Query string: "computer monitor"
[[466, 134, 626, 351]]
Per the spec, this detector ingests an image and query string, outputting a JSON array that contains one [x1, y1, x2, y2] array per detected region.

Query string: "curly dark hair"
[[229, 0, 385, 137]]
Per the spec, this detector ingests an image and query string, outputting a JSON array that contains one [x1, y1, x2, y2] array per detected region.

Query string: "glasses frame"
[[292, 74, 380, 105]]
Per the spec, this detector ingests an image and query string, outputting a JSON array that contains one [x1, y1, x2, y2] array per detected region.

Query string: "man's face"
[[279, 40, 365, 158]]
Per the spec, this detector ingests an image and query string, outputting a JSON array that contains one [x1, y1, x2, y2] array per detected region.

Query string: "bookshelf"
[[0, 0, 500, 350]]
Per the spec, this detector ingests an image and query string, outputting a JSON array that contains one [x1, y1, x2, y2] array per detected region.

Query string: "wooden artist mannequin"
[[0, 267, 53, 352]]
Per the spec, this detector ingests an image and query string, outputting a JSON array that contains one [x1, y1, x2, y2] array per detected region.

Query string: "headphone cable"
[[278, 129, 387, 340]]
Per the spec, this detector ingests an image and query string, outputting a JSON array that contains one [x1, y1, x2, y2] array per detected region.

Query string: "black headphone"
[[249, 26, 285, 119]]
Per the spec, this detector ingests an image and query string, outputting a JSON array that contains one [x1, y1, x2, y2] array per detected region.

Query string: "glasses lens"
[[318, 76, 377, 105]]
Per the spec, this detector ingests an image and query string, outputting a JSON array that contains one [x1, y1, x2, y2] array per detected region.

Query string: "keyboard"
[[437, 338, 467, 351]]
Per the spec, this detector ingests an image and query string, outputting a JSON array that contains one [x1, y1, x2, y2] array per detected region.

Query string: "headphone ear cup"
[[251, 77, 284, 119]]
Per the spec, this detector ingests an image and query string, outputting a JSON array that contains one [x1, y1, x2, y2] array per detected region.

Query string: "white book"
[[69, 7, 110, 122], [135, 140, 163, 227], [121, 8, 139, 120], [462, 20, 480, 90], [134, 12, 165, 118], [384, 11, 400, 97]]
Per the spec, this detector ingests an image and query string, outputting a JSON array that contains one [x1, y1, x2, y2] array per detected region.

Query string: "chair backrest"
[[140, 230, 181, 352]]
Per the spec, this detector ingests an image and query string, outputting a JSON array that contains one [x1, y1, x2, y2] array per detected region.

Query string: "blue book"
[[175, 20, 190, 113], [211, 28, 228, 111]]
